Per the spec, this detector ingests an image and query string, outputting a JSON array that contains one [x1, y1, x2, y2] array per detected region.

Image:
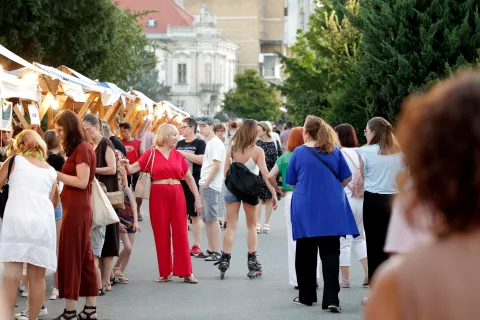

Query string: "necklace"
[[24, 151, 46, 162]]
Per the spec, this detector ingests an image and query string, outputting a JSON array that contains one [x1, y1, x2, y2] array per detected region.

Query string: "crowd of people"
[[1, 70, 479, 320]]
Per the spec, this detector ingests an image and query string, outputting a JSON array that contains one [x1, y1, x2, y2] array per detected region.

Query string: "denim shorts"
[[200, 186, 221, 222], [224, 185, 241, 203], [54, 203, 62, 221]]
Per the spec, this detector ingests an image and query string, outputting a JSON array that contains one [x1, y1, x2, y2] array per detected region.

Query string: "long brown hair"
[[304, 115, 336, 153], [367, 117, 400, 155], [54, 110, 88, 157], [397, 71, 480, 235], [231, 119, 258, 153], [335, 124, 359, 148]]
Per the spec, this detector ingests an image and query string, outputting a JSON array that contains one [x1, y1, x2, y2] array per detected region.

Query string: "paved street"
[[17, 199, 367, 320]]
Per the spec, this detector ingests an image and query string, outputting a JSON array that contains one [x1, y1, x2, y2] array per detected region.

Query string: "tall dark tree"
[[0, 1, 158, 88], [357, 0, 480, 121]]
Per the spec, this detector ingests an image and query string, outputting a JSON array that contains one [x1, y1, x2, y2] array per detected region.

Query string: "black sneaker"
[[328, 305, 342, 313], [205, 252, 221, 262], [196, 250, 213, 258]]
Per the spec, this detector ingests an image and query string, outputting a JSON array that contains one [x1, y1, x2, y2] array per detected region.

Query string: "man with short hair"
[[120, 122, 145, 221], [176, 117, 206, 256], [280, 121, 293, 151], [196, 116, 225, 262]]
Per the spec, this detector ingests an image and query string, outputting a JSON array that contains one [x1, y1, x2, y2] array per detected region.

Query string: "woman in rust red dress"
[[55, 110, 98, 320], [122, 124, 202, 283]]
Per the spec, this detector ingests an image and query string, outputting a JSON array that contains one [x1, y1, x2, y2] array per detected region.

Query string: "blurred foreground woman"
[[364, 72, 480, 320]]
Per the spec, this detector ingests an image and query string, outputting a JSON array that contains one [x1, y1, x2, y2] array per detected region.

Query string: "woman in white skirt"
[[0, 130, 58, 320], [268, 127, 320, 288], [335, 124, 368, 288]]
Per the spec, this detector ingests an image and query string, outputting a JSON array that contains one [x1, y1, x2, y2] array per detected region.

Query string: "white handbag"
[[91, 178, 120, 229], [135, 149, 156, 200]]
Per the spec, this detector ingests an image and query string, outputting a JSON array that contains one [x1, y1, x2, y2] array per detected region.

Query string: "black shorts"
[[181, 179, 199, 217], [128, 172, 140, 192]]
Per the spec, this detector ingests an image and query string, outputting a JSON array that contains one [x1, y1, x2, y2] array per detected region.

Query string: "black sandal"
[[98, 287, 106, 296], [56, 309, 78, 320], [77, 306, 97, 320]]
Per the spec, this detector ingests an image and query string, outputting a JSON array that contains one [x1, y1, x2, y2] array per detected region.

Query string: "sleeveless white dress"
[[0, 156, 57, 271]]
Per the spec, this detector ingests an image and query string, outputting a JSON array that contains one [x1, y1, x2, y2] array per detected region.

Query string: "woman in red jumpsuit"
[[122, 124, 202, 283]]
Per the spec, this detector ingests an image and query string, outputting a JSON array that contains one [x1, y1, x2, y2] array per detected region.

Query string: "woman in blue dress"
[[286, 116, 359, 311]]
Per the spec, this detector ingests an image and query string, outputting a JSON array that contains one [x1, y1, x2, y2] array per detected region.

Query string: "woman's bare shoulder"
[[364, 256, 403, 320]]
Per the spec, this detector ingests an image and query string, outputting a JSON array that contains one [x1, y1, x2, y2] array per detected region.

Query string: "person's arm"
[[364, 258, 403, 320], [338, 149, 353, 187], [49, 182, 59, 209], [184, 170, 203, 214], [57, 163, 91, 189], [122, 161, 141, 175], [125, 185, 141, 232], [341, 177, 352, 187], [204, 160, 221, 188], [255, 148, 278, 210], [96, 146, 116, 175], [224, 146, 232, 177], [178, 151, 204, 165], [267, 164, 284, 195], [139, 141, 145, 156]]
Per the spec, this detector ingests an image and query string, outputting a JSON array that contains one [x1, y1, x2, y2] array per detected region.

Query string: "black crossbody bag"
[[303, 146, 340, 181]]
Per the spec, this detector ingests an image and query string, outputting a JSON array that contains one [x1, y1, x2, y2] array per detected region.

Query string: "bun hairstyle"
[[367, 117, 400, 155], [304, 115, 336, 153]]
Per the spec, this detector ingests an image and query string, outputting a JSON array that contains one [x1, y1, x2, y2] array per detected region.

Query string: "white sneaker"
[[50, 287, 59, 300], [21, 289, 28, 298], [18, 282, 27, 293], [15, 306, 47, 319]]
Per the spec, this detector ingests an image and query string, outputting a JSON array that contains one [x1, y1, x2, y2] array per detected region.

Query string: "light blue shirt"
[[357, 144, 403, 194]]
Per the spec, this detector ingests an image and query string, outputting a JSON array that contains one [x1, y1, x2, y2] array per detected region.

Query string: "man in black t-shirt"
[[176, 117, 206, 256]]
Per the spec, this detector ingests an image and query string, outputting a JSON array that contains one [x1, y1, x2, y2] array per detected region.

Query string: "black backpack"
[[225, 162, 262, 206]]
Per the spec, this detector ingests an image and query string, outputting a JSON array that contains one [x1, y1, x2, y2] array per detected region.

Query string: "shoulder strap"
[[303, 146, 339, 181], [6, 155, 15, 181], [144, 149, 155, 170], [341, 149, 358, 170]]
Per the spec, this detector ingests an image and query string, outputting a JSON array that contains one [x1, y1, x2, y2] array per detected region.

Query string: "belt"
[[152, 179, 181, 185]]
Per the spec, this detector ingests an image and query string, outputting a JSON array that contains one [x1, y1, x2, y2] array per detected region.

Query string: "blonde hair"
[[258, 121, 272, 138], [155, 124, 179, 146], [304, 115, 336, 153], [14, 130, 47, 159]]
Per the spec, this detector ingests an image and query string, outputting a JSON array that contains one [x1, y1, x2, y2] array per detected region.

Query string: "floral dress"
[[256, 139, 283, 200]]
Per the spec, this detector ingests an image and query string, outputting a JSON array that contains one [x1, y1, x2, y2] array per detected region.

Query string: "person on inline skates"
[[217, 120, 278, 279]]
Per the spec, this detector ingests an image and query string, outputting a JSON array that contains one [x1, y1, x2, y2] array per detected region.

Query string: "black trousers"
[[363, 191, 393, 281], [296, 236, 340, 308]]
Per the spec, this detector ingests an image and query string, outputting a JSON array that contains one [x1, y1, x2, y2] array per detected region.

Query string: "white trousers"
[[285, 192, 320, 286], [340, 196, 367, 266]]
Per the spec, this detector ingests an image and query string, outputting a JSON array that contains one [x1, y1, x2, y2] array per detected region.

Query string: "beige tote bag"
[[135, 149, 156, 200], [91, 178, 120, 229]]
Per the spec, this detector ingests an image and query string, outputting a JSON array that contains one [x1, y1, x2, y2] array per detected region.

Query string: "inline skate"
[[247, 252, 262, 279]]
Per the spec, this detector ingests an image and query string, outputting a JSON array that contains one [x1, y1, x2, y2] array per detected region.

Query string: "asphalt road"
[[15, 199, 368, 320]]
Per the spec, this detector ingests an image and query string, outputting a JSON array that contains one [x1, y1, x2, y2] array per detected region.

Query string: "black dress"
[[96, 137, 120, 257], [256, 139, 283, 200]]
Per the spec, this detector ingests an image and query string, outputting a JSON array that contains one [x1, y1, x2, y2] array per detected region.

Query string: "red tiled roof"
[[115, 0, 194, 34]]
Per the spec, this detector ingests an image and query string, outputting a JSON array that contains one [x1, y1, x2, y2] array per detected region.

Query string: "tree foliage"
[[0, 0, 158, 90], [279, 0, 365, 129], [282, 0, 480, 135], [223, 69, 281, 121], [357, 0, 480, 120]]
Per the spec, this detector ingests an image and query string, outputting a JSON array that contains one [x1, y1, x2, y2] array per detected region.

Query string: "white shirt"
[[271, 132, 281, 149], [357, 144, 404, 194], [340, 147, 360, 198], [199, 136, 226, 192]]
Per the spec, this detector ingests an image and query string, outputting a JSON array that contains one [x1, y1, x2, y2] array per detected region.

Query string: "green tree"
[[279, 0, 363, 126], [0, 1, 158, 88], [357, 0, 480, 121], [222, 69, 281, 121]]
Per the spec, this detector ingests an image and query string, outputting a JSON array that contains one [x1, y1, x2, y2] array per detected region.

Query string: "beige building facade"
[[183, 0, 286, 84]]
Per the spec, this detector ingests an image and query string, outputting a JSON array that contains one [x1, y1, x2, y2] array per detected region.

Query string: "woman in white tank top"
[[216, 120, 277, 280]]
